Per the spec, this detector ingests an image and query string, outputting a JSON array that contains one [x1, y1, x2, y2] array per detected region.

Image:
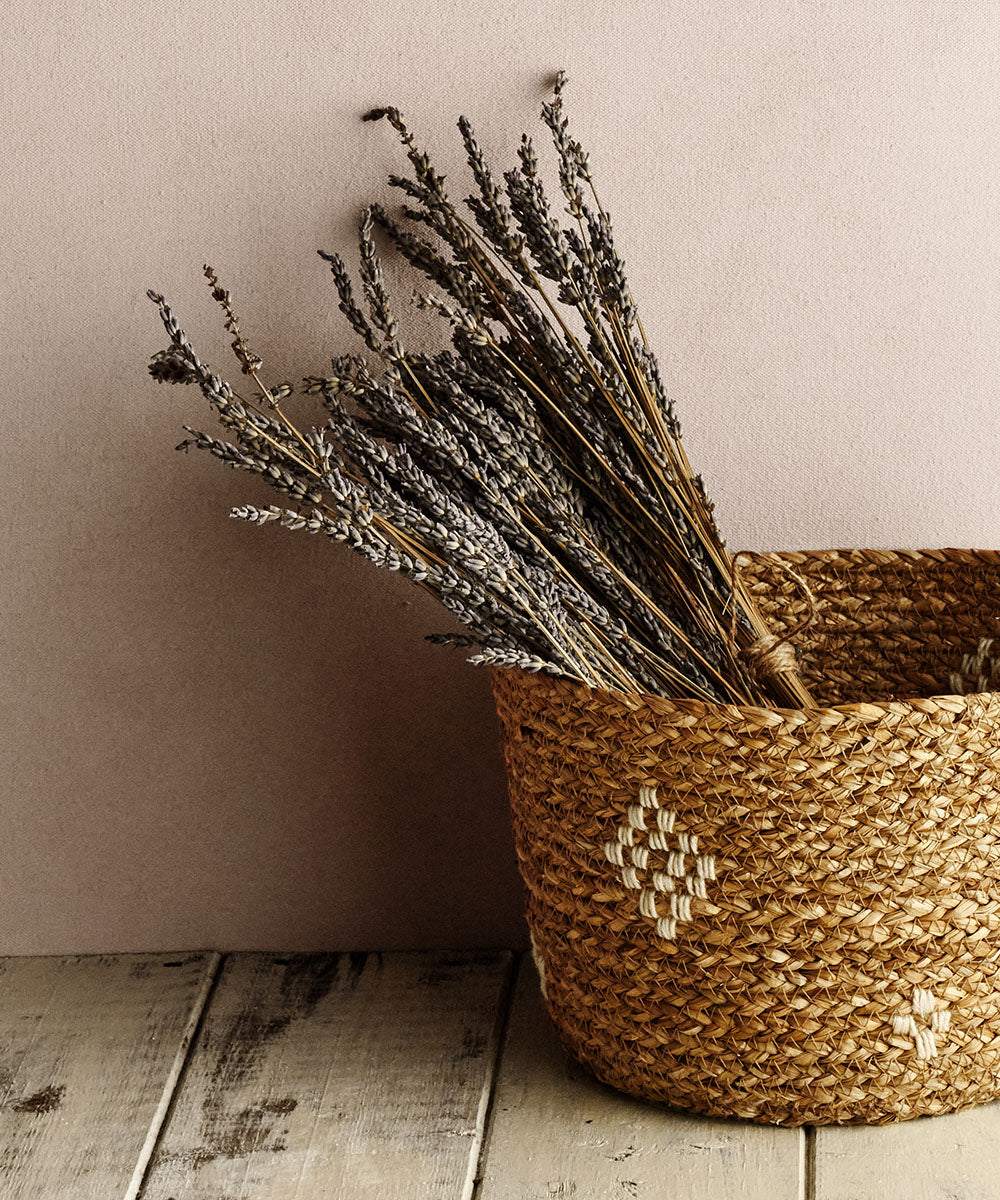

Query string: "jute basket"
[[492, 548, 1000, 1126]]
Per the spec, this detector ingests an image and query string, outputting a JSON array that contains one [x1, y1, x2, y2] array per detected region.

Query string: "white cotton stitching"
[[656, 808, 675, 833], [889, 987, 952, 1060], [627, 804, 647, 829], [913, 987, 936, 1016], [604, 787, 717, 941]]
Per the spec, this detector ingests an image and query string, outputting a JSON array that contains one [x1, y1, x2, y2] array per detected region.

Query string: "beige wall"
[[3, 1, 1000, 953]]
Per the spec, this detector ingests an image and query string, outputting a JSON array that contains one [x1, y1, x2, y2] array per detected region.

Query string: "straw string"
[[729, 552, 817, 685]]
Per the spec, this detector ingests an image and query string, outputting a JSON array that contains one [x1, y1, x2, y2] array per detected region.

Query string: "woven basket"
[[492, 548, 1000, 1126]]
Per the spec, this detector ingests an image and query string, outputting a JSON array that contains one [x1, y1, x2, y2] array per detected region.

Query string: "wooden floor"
[[1, 952, 999, 1198]]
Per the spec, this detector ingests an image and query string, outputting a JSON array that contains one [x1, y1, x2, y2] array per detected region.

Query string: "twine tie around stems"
[[739, 632, 800, 679], [730, 552, 817, 692]]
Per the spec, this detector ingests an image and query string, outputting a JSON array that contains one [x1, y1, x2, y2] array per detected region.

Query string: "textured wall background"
[[3, 1, 999, 953]]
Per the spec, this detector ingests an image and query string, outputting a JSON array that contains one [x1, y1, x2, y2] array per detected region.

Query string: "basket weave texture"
[[492, 549, 1000, 1126]]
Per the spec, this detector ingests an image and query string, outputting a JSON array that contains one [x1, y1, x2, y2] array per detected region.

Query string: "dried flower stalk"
[[148, 72, 814, 709]]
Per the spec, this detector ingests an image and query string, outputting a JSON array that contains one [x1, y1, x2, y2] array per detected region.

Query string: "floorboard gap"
[[127, 951, 225, 1200], [468, 951, 522, 1200], [803, 1125, 817, 1200]]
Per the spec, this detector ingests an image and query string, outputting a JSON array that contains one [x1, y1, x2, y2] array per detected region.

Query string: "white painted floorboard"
[[138, 951, 513, 1200], [813, 1103, 1000, 1200], [0, 952, 219, 1200]]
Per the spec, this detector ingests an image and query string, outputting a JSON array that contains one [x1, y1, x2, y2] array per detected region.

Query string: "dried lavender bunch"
[[147, 73, 814, 708]]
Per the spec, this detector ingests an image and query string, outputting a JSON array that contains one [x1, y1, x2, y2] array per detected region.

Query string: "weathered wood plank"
[[813, 1103, 1000, 1199], [475, 958, 805, 1200], [138, 950, 513, 1200], [0, 951, 220, 1200]]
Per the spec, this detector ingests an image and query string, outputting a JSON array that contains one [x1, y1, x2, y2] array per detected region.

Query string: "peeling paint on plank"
[[140, 951, 513, 1199], [166, 1097, 299, 1168], [9, 1085, 65, 1114]]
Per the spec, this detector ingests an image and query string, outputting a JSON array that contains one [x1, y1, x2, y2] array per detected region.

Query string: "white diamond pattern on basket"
[[890, 986, 952, 1061], [603, 783, 716, 939]]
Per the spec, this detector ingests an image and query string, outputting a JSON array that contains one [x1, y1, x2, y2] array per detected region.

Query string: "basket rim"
[[494, 547, 1000, 728], [735, 546, 1000, 568]]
